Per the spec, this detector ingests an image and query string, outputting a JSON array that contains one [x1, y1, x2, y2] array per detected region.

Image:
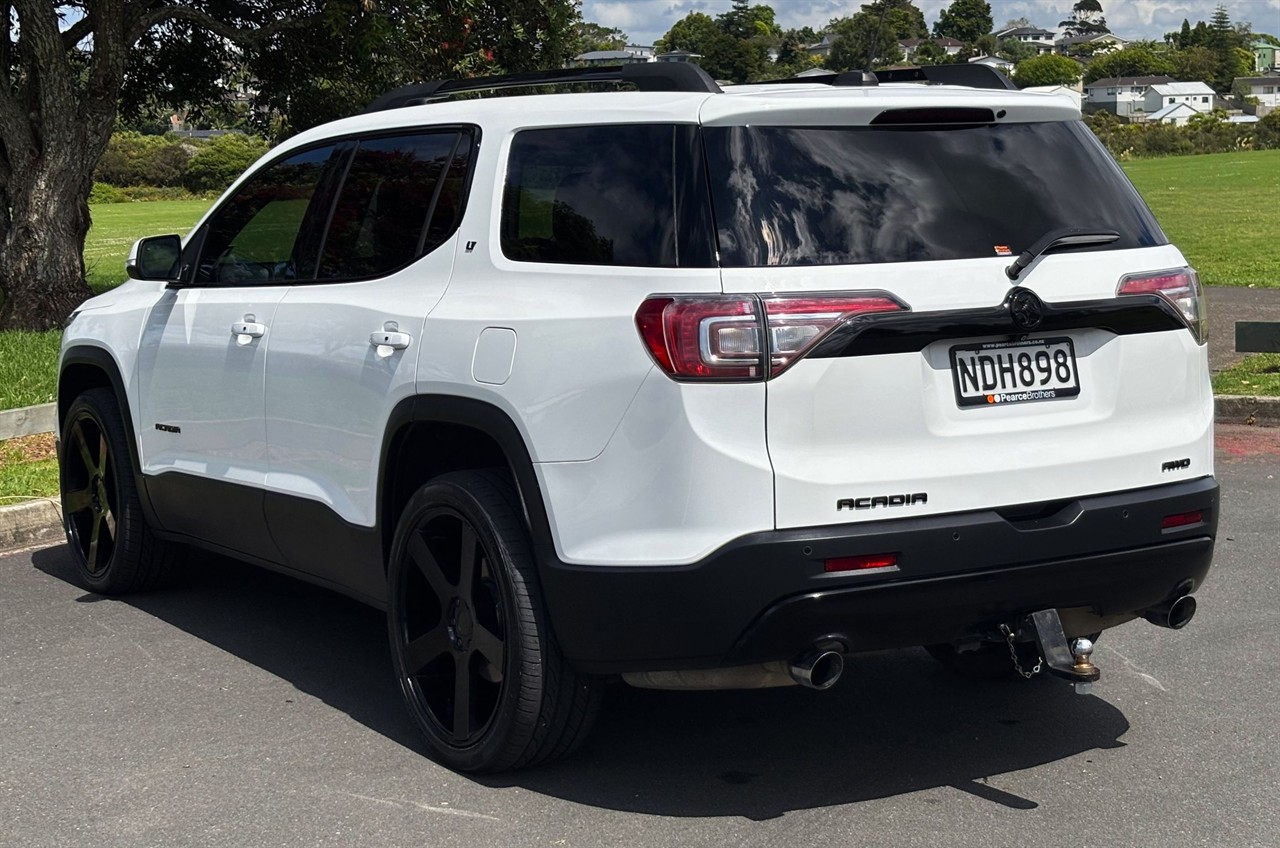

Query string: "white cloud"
[[581, 0, 1280, 47]]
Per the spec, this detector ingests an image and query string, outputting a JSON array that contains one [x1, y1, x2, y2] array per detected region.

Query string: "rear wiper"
[[1005, 227, 1121, 281]]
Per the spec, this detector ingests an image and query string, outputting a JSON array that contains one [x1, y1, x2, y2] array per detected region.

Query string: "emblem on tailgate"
[[1008, 287, 1044, 330], [837, 493, 928, 511]]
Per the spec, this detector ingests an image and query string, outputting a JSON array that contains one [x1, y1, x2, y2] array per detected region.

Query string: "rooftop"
[[1086, 75, 1175, 88]]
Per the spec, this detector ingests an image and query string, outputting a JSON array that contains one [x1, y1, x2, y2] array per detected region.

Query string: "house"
[[1144, 81, 1216, 117], [626, 44, 655, 62], [573, 49, 648, 66], [898, 37, 963, 62], [1234, 74, 1280, 116], [1057, 33, 1128, 55], [805, 35, 836, 59], [1084, 75, 1174, 118], [1254, 41, 1279, 73], [1145, 101, 1201, 125], [968, 55, 1014, 72], [655, 49, 702, 63], [993, 26, 1057, 55]]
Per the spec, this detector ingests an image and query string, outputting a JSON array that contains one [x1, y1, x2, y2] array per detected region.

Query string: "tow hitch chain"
[[1002, 609, 1101, 693]]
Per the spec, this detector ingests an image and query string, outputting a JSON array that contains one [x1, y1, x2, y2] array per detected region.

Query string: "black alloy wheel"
[[387, 470, 601, 772]]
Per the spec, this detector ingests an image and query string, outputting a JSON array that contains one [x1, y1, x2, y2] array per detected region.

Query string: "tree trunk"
[[0, 157, 96, 331]]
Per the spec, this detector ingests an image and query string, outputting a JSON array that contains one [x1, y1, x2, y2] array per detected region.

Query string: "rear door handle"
[[232, 320, 266, 345], [370, 331, 412, 351]]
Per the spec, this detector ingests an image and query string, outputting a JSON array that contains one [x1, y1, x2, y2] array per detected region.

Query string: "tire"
[[386, 469, 602, 772], [59, 388, 182, 593]]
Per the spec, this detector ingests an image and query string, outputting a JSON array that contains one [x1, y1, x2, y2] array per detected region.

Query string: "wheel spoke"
[[458, 522, 479, 599], [452, 657, 471, 741], [402, 623, 450, 677], [72, 421, 95, 475], [102, 505, 117, 542], [87, 515, 104, 572], [472, 623, 504, 672], [97, 433, 110, 482], [407, 532, 453, 600], [62, 485, 94, 515]]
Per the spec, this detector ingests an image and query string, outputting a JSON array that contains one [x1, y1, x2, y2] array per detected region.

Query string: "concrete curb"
[[3, 396, 1280, 555], [0, 403, 56, 441], [0, 498, 62, 553]]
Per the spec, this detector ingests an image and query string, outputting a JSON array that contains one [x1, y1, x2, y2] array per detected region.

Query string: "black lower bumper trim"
[[540, 478, 1218, 674]]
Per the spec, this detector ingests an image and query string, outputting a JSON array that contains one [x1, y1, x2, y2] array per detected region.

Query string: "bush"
[[88, 182, 128, 204], [94, 132, 196, 187], [182, 133, 270, 193], [1085, 110, 1280, 159]]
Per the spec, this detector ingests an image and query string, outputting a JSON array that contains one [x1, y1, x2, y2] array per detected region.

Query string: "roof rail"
[[875, 63, 1017, 91], [364, 64, 722, 113]]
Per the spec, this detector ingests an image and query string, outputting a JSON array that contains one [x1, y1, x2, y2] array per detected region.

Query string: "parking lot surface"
[[2, 425, 1277, 848]]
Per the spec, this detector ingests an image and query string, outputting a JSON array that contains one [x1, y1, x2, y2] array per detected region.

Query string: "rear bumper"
[[540, 477, 1218, 674]]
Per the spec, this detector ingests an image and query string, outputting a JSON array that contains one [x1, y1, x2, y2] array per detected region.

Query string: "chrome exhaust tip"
[[788, 650, 844, 690], [1142, 594, 1197, 630]]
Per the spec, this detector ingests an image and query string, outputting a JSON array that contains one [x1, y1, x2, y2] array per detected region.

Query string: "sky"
[[582, 0, 1280, 47]]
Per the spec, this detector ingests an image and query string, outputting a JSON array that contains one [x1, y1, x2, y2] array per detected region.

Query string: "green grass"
[[0, 330, 62, 408], [0, 440, 59, 503], [1211, 353, 1280, 396], [84, 198, 210, 292], [1122, 150, 1280, 290]]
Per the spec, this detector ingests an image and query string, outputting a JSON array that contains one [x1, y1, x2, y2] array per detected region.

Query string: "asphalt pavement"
[[1, 425, 1278, 848]]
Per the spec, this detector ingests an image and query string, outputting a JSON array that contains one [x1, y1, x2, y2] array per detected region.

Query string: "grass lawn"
[[0, 330, 63, 408], [1211, 353, 1280, 396], [84, 198, 210, 293], [0, 434, 58, 503], [1121, 149, 1280, 290]]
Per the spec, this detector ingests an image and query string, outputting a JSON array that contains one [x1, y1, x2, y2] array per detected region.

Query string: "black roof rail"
[[363, 63, 722, 113], [875, 63, 1017, 91]]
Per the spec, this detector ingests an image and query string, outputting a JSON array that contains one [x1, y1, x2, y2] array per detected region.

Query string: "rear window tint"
[[501, 124, 714, 268], [703, 121, 1166, 267]]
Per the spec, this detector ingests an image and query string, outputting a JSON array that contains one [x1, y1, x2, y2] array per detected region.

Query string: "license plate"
[[950, 337, 1080, 408]]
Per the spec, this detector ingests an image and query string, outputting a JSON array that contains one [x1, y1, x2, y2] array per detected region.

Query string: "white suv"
[[58, 63, 1218, 772]]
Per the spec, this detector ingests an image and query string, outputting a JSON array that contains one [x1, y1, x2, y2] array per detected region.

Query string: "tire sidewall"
[[60, 390, 130, 593], [387, 474, 544, 772]]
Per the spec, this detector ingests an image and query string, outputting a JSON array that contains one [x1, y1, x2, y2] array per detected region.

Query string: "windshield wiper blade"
[[1005, 227, 1121, 281]]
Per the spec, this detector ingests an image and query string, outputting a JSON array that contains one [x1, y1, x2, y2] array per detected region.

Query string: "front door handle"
[[232, 320, 266, 345], [370, 331, 412, 351]]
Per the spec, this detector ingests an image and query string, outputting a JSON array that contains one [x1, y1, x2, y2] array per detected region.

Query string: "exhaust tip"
[[1142, 594, 1197, 630], [789, 650, 844, 690]]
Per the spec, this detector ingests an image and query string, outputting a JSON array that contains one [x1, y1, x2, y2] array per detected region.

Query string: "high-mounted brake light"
[[635, 293, 907, 382], [1117, 267, 1206, 345]]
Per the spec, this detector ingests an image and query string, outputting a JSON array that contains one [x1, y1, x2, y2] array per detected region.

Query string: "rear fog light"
[[825, 553, 898, 573], [1161, 510, 1203, 530]]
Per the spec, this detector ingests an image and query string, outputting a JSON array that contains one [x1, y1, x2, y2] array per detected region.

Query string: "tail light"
[[1117, 267, 1206, 344], [636, 293, 907, 382]]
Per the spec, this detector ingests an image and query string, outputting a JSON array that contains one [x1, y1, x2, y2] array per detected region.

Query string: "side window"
[[195, 145, 335, 285], [317, 131, 471, 280], [500, 124, 713, 268]]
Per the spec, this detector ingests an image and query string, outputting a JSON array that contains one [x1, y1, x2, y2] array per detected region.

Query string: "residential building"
[[1084, 75, 1174, 118], [1234, 73, 1280, 115], [805, 35, 835, 59], [993, 26, 1057, 54], [573, 49, 649, 66], [1254, 41, 1279, 73], [1057, 33, 1128, 55], [899, 37, 963, 62], [968, 55, 1015, 72], [655, 49, 702, 64], [1144, 81, 1216, 119]]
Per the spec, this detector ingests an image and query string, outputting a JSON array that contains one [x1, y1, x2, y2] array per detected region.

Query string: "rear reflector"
[[824, 553, 899, 573], [636, 292, 907, 382], [1161, 510, 1203, 530], [1117, 267, 1205, 345]]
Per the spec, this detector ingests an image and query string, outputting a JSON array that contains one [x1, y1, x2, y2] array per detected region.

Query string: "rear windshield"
[[703, 121, 1165, 267]]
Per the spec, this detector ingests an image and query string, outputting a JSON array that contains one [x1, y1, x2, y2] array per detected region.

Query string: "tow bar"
[[1002, 609, 1101, 694]]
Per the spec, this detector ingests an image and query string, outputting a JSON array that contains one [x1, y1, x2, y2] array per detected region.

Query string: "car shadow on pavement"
[[31, 545, 1131, 821]]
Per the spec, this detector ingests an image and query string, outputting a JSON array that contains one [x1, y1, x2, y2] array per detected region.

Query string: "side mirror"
[[126, 234, 182, 281]]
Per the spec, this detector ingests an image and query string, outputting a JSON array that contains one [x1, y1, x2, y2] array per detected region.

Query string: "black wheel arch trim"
[[58, 345, 162, 529], [378, 394, 558, 573]]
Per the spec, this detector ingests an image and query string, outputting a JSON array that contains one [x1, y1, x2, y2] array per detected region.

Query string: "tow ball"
[[1012, 608, 1101, 694]]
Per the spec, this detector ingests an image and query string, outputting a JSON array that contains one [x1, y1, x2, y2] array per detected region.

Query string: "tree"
[[997, 37, 1038, 63], [933, 0, 993, 47], [1170, 46, 1218, 83], [1082, 43, 1176, 84], [1059, 0, 1109, 38], [1001, 17, 1031, 31], [1, 1, 580, 331], [914, 39, 948, 66], [717, 1, 781, 41], [575, 21, 628, 54], [1013, 54, 1083, 87], [655, 11, 720, 55]]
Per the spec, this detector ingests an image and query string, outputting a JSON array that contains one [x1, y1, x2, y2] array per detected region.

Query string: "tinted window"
[[501, 124, 714, 268], [318, 131, 469, 279], [196, 146, 334, 285], [703, 121, 1166, 267]]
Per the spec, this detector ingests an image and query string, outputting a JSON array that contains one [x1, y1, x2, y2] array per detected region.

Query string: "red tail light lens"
[[825, 553, 899, 573], [1117, 267, 1206, 344], [1161, 510, 1203, 530], [636, 293, 907, 382]]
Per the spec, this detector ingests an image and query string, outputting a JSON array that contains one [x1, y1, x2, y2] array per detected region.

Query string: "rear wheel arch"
[[378, 396, 556, 573]]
